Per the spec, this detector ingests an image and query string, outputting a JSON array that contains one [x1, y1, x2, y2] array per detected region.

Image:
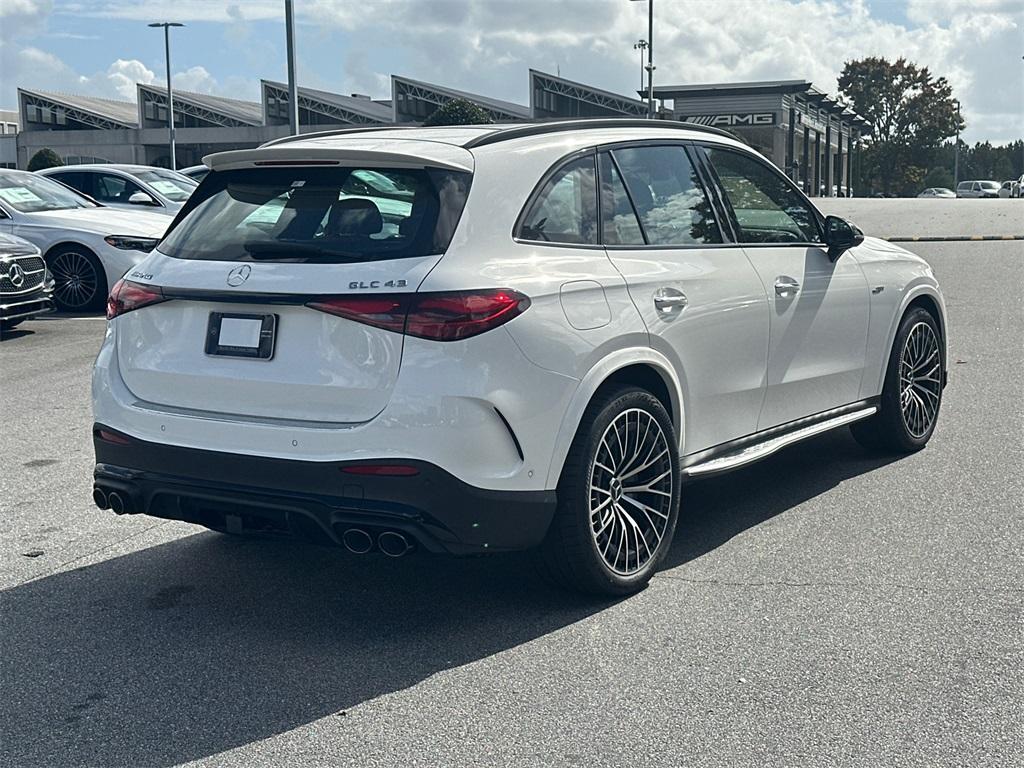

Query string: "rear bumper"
[[92, 424, 556, 554], [1, 290, 54, 323]]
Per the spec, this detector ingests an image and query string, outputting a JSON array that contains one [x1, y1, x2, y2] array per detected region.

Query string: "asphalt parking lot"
[[1, 239, 1022, 767]]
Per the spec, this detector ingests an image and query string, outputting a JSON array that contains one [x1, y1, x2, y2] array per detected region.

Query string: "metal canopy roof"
[[392, 75, 531, 121], [18, 87, 138, 128], [529, 69, 648, 117], [651, 79, 813, 99], [138, 84, 263, 126], [261, 80, 392, 124]]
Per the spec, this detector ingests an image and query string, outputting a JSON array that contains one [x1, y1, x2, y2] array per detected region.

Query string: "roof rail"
[[261, 124, 416, 148], [462, 118, 745, 149]]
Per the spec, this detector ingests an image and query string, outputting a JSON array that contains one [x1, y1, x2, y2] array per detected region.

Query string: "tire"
[[536, 386, 680, 596], [45, 245, 106, 313], [1, 319, 24, 332], [851, 307, 943, 453]]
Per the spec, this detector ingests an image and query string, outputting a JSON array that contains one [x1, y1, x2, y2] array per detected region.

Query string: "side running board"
[[683, 406, 878, 478]]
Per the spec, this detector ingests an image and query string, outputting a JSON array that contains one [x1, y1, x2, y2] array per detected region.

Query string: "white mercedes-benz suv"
[[92, 120, 947, 595]]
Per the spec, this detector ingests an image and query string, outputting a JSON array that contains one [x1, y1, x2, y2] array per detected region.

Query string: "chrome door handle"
[[774, 276, 800, 298], [653, 288, 688, 314]]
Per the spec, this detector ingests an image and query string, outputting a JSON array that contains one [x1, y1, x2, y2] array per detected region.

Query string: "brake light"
[[307, 289, 530, 341], [106, 279, 167, 320]]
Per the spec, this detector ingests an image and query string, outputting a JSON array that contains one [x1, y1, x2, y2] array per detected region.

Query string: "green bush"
[[27, 148, 64, 172], [422, 99, 492, 127]]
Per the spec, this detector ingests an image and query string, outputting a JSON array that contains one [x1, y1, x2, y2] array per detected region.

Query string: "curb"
[[887, 235, 1024, 242]]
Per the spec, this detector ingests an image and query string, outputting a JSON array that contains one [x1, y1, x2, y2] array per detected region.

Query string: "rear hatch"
[[114, 151, 472, 424]]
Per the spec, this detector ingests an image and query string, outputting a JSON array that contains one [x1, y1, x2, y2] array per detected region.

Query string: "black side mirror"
[[824, 215, 864, 261]]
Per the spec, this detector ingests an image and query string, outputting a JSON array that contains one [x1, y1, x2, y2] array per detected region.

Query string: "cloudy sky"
[[1, 0, 1021, 143]]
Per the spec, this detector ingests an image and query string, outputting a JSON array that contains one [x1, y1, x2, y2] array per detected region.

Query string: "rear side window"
[[610, 145, 721, 246], [518, 155, 598, 245], [598, 151, 644, 246], [160, 166, 471, 263]]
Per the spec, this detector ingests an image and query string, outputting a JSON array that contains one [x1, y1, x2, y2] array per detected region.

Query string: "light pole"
[[284, 0, 299, 135], [953, 99, 961, 190], [630, 0, 655, 118], [148, 21, 184, 169], [633, 39, 648, 95]]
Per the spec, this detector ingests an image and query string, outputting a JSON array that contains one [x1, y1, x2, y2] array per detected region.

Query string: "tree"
[[27, 148, 64, 172], [838, 57, 963, 195], [422, 98, 492, 127]]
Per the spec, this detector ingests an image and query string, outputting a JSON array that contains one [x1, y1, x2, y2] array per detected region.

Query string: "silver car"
[[0, 169, 169, 312], [38, 164, 197, 216], [955, 180, 1000, 199], [1, 233, 54, 333], [918, 187, 955, 198]]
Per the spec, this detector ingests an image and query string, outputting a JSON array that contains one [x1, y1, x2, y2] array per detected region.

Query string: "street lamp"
[[633, 39, 648, 95], [148, 21, 184, 170], [629, 0, 655, 118], [953, 99, 961, 190]]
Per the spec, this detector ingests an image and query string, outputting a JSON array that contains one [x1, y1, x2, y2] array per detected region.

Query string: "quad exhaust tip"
[[107, 491, 127, 515], [378, 531, 413, 558], [92, 486, 109, 510], [342, 528, 374, 554]]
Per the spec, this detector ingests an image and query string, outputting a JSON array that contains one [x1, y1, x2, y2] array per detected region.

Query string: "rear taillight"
[[307, 289, 530, 341], [106, 279, 167, 320]]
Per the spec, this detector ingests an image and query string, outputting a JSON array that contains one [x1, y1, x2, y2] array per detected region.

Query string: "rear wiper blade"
[[242, 241, 364, 261]]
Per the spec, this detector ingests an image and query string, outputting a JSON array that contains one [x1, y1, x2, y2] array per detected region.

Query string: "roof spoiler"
[[202, 144, 474, 174]]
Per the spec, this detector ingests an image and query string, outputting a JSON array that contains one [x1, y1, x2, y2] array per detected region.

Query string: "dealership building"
[[654, 79, 869, 196], [10, 72, 867, 196]]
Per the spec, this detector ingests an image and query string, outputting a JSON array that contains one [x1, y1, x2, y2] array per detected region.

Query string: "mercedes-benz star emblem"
[[5, 262, 25, 289], [226, 264, 252, 287]]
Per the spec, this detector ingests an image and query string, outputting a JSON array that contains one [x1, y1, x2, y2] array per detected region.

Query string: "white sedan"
[[39, 164, 197, 217], [0, 170, 169, 312]]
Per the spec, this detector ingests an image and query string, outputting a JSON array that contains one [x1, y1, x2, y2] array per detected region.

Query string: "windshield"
[[0, 170, 96, 212], [160, 166, 471, 264], [980, 181, 1000, 190], [135, 169, 197, 202]]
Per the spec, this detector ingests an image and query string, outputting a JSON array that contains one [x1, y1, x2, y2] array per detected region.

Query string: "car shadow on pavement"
[[0, 429, 900, 767]]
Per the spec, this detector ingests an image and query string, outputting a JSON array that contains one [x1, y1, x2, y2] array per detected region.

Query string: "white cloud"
[[2, 0, 1021, 143]]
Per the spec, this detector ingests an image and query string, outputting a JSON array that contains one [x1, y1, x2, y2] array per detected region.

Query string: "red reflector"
[[97, 429, 131, 445], [342, 465, 420, 476], [307, 289, 529, 341], [107, 279, 167, 320]]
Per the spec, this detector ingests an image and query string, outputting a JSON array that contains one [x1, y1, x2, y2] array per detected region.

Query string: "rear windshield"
[[160, 166, 471, 263]]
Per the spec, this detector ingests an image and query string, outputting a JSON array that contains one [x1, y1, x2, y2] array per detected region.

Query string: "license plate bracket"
[[205, 312, 277, 360]]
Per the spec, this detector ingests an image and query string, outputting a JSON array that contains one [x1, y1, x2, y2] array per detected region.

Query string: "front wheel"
[[536, 386, 680, 596], [45, 245, 106, 312], [852, 307, 943, 453]]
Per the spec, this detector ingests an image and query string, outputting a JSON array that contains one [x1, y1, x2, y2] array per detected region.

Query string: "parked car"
[[38, 164, 197, 216], [918, 187, 955, 199], [179, 165, 209, 183], [0, 169, 169, 311], [956, 180, 1000, 198], [91, 119, 947, 595], [1, 233, 54, 333], [997, 179, 1021, 198]]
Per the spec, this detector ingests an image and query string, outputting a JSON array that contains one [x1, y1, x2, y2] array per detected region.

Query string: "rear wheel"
[[536, 386, 680, 596], [45, 245, 106, 312], [852, 307, 943, 453]]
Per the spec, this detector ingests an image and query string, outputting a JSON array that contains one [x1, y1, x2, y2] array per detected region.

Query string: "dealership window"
[[518, 154, 598, 245], [610, 145, 721, 246]]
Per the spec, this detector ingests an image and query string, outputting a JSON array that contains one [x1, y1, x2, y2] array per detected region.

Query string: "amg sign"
[[682, 112, 777, 127]]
